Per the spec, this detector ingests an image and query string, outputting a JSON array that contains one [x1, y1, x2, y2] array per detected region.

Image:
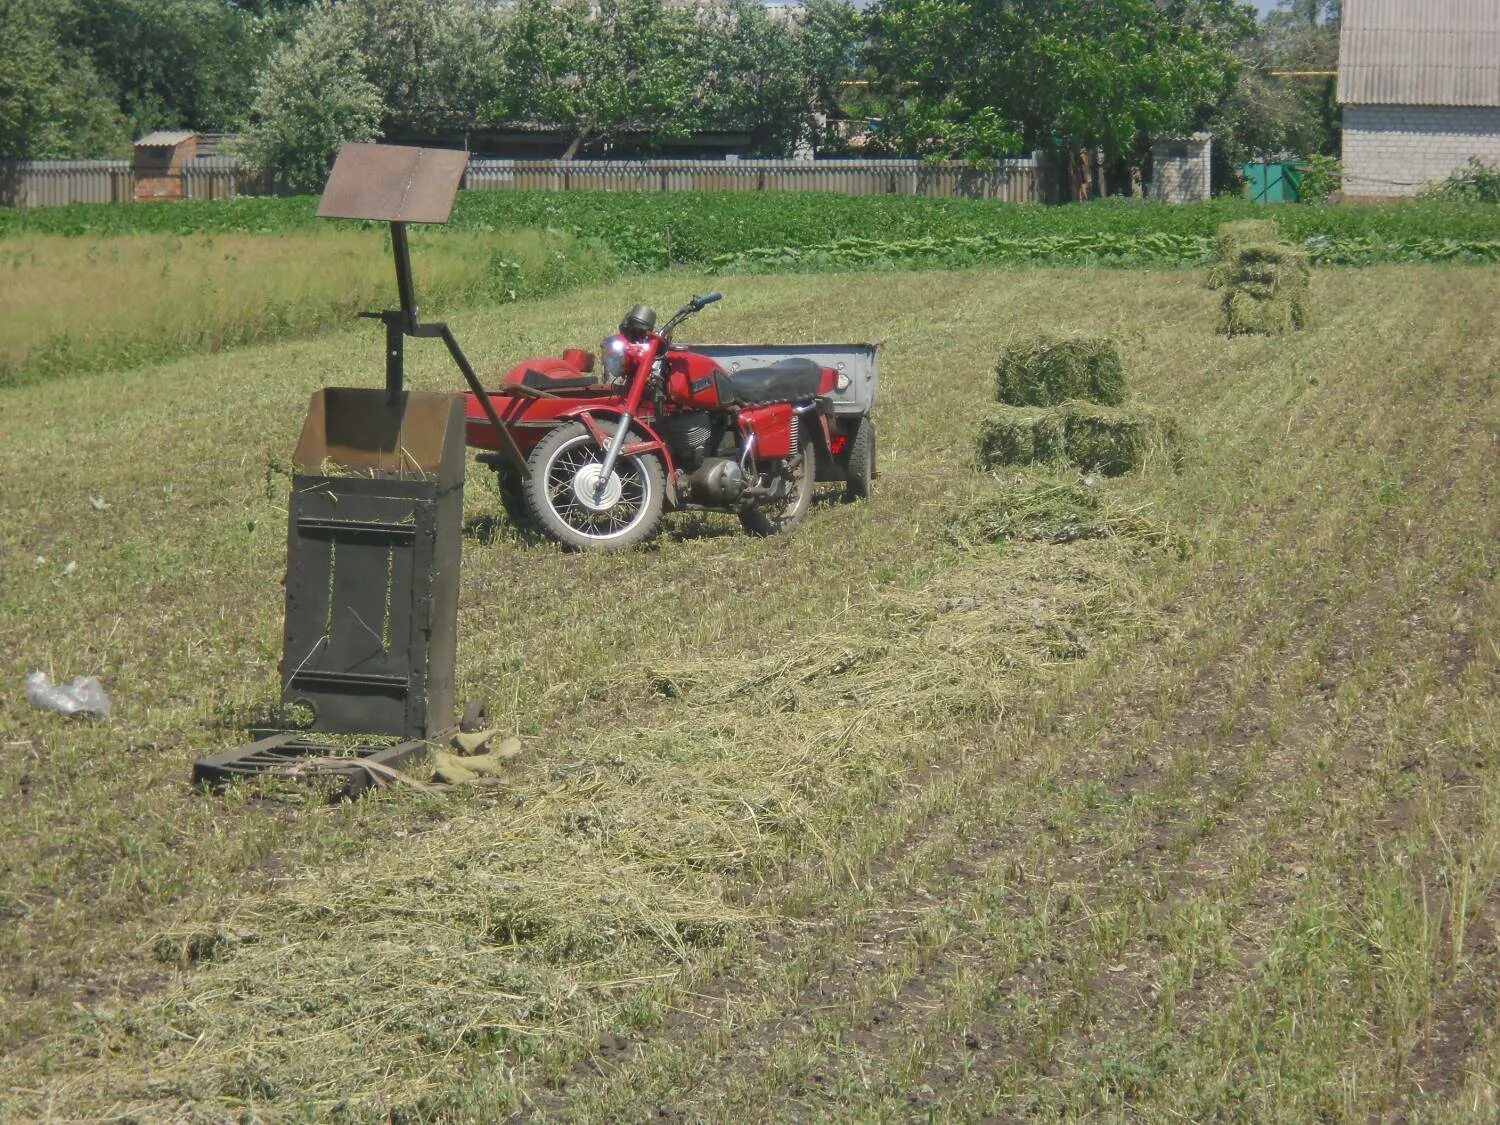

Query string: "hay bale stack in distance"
[[976, 401, 1182, 477], [994, 332, 1128, 408], [1209, 219, 1282, 289], [1221, 242, 1310, 336]]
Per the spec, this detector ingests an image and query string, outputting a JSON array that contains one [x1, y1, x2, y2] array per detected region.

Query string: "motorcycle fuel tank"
[[665, 350, 729, 409]]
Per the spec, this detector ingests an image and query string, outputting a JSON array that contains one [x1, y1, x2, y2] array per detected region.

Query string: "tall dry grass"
[[0, 227, 615, 387]]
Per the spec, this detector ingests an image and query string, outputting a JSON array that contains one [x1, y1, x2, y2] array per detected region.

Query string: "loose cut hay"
[[1208, 219, 1282, 289], [1221, 242, 1310, 336], [948, 480, 1173, 546], [976, 402, 1184, 476], [994, 332, 1127, 407]]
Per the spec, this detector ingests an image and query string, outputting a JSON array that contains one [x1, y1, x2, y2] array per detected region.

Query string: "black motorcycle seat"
[[718, 358, 824, 406]]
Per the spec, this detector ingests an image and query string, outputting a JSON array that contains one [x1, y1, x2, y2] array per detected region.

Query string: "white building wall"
[[1341, 103, 1500, 196], [1149, 133, 1212, 203]]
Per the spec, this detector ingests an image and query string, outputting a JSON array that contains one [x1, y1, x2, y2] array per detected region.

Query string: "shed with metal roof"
[[132, 131, 198, 202], [1338, 0, 1500, 196]]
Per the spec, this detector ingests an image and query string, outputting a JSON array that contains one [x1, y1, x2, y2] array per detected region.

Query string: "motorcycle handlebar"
[[694, 292, 722, 309]]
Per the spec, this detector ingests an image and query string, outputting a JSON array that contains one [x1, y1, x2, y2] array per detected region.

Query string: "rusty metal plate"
[[317, 143, 468, 224]]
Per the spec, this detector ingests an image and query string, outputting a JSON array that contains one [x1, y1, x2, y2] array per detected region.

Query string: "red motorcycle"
[[464, 293, 879, 551]]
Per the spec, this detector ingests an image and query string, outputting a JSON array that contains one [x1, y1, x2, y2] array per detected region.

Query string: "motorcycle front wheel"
[[523, 421, 665, 552]]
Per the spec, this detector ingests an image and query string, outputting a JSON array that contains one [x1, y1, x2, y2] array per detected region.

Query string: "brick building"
[[1338, 0, 1500, 198]]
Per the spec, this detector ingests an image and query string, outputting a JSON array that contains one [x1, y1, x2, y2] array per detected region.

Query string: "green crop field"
[[4, 190, 1498, 270], [0, 251, 1496, 1118]]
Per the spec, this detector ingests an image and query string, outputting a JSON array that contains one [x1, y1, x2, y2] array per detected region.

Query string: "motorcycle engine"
[[656, 411, 713, 469]]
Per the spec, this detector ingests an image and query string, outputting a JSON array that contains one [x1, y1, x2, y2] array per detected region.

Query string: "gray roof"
[[1339, 0, 1500, 107], [134, 130, 197, 147]]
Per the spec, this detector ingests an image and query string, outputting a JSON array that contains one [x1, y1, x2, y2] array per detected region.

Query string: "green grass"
[[0, 264, 1495, 1119]]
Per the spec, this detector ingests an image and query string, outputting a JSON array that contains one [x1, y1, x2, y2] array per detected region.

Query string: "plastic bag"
[[24, 671, 112, 719]]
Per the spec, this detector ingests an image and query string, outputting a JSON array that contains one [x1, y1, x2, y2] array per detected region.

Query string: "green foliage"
[[994, 333, 1127, 408], [498, 0, 702, 157], [235, 4, 384, 194], [495, 0, 829, 157], [3, 193, 1499, 273], [864, 0, 1252, 161], [797, 0, 865, 152], [1298, 154, 1341, 202], [54, 0, 276, 136], [1207, 0, 1341, 189], [695, 0, 813, 155], [333, 0, 509, 134], [1419, 158, 1500, 204], [0, 0, 128, 158]]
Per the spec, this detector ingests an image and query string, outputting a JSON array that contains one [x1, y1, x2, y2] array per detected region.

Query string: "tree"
[[0, 0, 70, 158], [236, 4, 384, 193], [498, 0, 702, 158], [54, 0, 274, 135], [797, 0, 866, 152], [0, 0, 126, 158], [321, 0, 510, 137], [1206, 0, 1340, 190], [696, 0, 811, 154], [863, 0, 1252, 165]]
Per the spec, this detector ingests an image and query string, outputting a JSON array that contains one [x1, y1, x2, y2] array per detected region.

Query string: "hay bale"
[[1059, 401, 1183, 477], [1221, 242, 1310, 336], [976, 406, 1067, 469], [977, 402, 1182, 476], [1214, 219, 1282, 262], [1223, 289, 1304, 335], [1208, 219, 1282, 289], [993, 332, 1127, 407]]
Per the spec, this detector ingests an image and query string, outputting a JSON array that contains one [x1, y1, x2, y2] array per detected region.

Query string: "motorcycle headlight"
[[601, 334, 629, 383]]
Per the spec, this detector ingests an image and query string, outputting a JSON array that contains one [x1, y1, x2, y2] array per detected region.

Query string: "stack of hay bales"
[[1211, 219, 1310, 336], [975, 332, 1182, 477], [1221, 243, 1310, 336], [1207, 219, 1282, 289]]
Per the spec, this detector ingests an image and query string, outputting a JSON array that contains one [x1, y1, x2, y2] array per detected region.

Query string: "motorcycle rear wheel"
[[524, 421, 665, 552], [739, 430, 815, 537]]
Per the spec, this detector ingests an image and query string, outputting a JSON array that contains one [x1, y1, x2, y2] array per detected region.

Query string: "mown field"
[[0, 254, 1496, 1119]]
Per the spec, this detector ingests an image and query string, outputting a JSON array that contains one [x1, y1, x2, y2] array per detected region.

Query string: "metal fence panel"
[[181, 156, 243, 201], [463, 157, 1051, 202], [3, 155, 1060, 209], [0, 160, 133, 208]]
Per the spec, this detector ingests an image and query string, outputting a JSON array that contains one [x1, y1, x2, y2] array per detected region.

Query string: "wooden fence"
[[2, 155, 1060, 209]]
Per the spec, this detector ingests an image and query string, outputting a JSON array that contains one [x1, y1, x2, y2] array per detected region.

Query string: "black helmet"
[[620, 304, 657, 341]]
